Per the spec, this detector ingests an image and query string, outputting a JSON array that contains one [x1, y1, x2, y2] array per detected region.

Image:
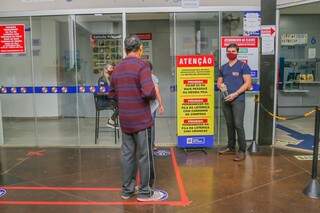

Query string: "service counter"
[[278, 82, 320, 116]]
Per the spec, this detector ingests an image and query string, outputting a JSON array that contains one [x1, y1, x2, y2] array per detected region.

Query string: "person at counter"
[[217, 43, 252, 161], [97, 63, 119, 129]]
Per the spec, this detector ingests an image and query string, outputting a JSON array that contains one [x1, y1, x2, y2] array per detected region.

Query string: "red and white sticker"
[[0, 24, 25, 54]]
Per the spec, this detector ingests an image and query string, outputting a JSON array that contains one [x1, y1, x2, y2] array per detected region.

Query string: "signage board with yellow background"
[[176, 55, 214, 148]]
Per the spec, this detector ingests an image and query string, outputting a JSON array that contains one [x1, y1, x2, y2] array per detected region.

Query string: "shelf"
[[285, 81, 320, 84], [281, 89, 309, 93]]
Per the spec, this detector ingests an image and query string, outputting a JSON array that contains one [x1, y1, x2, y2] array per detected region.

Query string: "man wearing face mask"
[[109, 35, 167, 201], [217, 43, 252, 161]]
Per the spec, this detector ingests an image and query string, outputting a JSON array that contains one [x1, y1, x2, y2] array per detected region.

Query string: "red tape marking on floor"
[[0, 200, 186, 206], [26, 150, 46, 157], [1, 186, 120, 191], [0, 148, 191, 206], [170, 148, 191, 206]]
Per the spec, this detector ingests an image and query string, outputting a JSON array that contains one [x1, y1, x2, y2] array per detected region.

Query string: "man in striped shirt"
[[109, 35, 167, 201]]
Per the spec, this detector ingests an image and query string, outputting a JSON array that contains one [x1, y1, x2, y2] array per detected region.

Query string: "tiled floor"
[[0, 146, 319, 212], [2, 117, 178, 147], [275, 116, 319, 153]]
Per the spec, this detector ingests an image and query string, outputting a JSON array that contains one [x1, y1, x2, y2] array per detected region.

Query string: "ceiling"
[[280, 1, 320, 14]]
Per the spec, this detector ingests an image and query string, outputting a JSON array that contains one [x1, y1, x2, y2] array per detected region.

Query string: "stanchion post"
[[303, 106, 320, 199], [248, 94, 259, 153]]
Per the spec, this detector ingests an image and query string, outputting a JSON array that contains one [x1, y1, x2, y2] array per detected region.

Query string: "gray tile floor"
[[2, 117, 178, 147], [3, 114, 316, 153]]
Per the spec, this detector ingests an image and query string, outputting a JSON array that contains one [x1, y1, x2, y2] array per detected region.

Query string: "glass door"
[[172, 12, 219, 146], [126, 13, 175, 146], [0, 17, 36, 146], [75, 14, 123, 146], [31, 15, 79, 146]]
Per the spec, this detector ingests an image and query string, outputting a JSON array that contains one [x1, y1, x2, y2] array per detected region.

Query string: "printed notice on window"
[[0, 24, 25, 54]]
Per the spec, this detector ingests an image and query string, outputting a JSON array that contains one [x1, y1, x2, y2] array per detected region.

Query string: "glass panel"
[[276, 13, 320, 151], [174, 12, 219, 146], [221, 11, 259, 147], [31, 16, 79, 146], [0, 17, 36, 146], [222, 12, 243, 36], [220, 12, 245, 146], [126, 13, 175, 146], [75, 14, 123, 146]]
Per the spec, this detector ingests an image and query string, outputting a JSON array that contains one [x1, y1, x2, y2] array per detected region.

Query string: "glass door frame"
[[0, 5, 262, 147]]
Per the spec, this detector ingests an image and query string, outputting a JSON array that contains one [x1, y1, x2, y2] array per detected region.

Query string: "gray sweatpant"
[[121, 129, 155, 198]]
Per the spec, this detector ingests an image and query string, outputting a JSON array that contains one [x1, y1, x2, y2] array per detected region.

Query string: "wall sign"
[[221, 36, 259, 79], [243, 11, 261, 36], [136, 33, 153, 63], [176, 55, 214, 148], [281, 33, 308, 46], [0, 24, 26, 54], [261, 25, 276, 55], [181, 0, 199, 8]]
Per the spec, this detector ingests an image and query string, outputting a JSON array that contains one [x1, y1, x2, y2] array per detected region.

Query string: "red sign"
[[261, 25, 276, 37], [176, 55, 214, 67], [0, 24, 25, 54], [221, 37, 259, 48], [183, 79, 208, 84], [183, 98, 208, 104], [136, 33, 152, 40], [183, 119, 208, 124]]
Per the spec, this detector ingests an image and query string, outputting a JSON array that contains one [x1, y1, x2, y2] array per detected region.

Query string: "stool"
[[94, 93, 120, 144]]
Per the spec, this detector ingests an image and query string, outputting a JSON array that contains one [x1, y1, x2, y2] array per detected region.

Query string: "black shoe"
[[233, 152, 246, 161], [218, 147, 235, 155]]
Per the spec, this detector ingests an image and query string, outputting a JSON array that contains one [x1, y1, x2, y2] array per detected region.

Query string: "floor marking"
[[170, 148, 191, 206], [1, 157, 30, 175], [0, 148, 191, 207], [294, 155, 320, 161], [26, 150, 46, 157], [1, 186, 120, 191]]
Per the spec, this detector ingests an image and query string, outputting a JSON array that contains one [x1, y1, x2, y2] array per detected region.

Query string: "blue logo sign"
[[0, 189, 7, 198], [153, 149, 171, 157], [311, 37, 317, 45], [251, 70, 258, 78], [187, 137, 205, 145]]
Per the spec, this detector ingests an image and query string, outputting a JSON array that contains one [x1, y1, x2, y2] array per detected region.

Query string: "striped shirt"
[[109, 56, 156, 133]]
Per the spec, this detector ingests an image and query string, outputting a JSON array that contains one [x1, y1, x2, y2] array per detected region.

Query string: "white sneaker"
[[137, 189, 168, 202], [106, 119, 119, 129]]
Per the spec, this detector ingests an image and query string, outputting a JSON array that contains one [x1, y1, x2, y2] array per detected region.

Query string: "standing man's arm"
[[217, 77, 224, 91], [225, 63, 252, 102], [217, 67, 224, 91], [140, 63, 156, 100], [155, 85, 164, 114]]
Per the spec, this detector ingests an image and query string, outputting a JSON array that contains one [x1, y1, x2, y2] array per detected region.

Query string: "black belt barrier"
[[303, 106, 320, 199]]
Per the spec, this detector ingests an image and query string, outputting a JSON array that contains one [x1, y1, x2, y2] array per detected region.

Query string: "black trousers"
[[97, 97, 118, 121], [222, 100, 246, 153]]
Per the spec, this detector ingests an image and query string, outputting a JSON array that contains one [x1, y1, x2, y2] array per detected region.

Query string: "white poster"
[[308, 48, 316, 59], [243, 12, 261, 36], [261, 37, 275, 55], [261, 25, 276, 55], [181, 0, 199, 8], [221, 36, 259, 79]]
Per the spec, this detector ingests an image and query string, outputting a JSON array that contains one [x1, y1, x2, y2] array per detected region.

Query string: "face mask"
[[227, 52, 237, 61]]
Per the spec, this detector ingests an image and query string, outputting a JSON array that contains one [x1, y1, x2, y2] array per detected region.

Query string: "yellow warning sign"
[[176, 55, 214, 136]]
